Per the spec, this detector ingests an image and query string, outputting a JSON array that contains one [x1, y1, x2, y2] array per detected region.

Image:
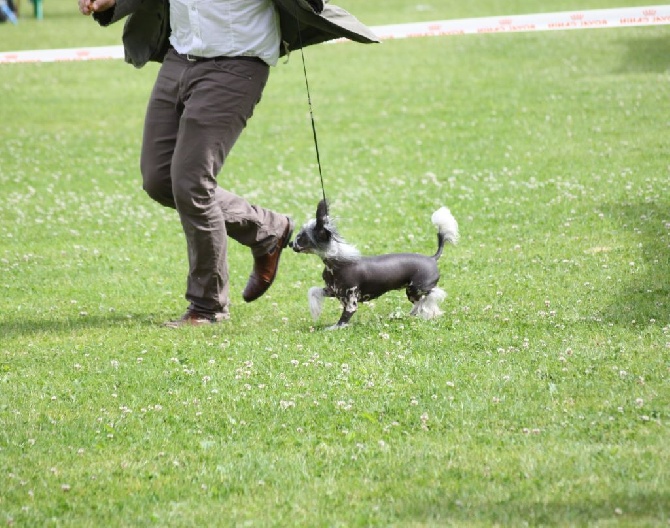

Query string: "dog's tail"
[[431, 206, 459, 260]]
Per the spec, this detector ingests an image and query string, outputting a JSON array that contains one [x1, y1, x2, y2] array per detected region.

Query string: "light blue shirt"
[[169, 0, 281, 66]]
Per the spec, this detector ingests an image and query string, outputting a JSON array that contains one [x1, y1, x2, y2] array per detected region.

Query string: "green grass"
[[1, 0, 669, 526]]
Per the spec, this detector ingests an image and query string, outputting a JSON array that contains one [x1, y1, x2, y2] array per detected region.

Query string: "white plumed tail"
[[431, 206, 459, 245]]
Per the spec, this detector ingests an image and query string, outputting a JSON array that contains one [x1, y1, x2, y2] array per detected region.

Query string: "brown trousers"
[[140, 49, 288, 314]]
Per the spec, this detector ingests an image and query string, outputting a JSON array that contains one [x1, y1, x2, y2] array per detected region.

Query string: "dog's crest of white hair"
[[324, 219, 361, 261], [325, 238, 361, 261], [431, 207, 459, 245]]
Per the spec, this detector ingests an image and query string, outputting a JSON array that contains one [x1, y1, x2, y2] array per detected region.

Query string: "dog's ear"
[[316, 199, 329, 229]]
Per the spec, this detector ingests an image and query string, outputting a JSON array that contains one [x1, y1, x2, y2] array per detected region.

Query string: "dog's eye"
[[316, 229, 331, 244]]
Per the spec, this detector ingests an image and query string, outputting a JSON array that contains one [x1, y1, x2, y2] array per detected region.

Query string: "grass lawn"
[[1, 0, 669, 526]]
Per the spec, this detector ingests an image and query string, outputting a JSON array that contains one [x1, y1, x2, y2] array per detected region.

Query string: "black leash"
[[294, 8, 328, 206]]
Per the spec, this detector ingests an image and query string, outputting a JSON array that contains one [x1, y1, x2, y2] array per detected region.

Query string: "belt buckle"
[[185, 53, 197, 62]]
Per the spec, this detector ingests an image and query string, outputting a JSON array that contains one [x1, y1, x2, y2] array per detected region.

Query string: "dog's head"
[[289, 199, 332, 257], [289, 199, 360, 261]]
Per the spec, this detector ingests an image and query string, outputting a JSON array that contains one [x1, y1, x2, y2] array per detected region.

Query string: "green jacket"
[[93, 0, 378, 68]]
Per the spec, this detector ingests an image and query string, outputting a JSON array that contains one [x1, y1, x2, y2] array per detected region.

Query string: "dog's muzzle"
[[289, 240, 309, 253]]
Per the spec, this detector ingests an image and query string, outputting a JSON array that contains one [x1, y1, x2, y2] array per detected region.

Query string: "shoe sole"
[[163, 312, 230, 328]]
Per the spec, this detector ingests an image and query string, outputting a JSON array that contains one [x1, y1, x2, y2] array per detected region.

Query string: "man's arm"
[[78, 0, 115, 16], [78, 0, 145, 26]]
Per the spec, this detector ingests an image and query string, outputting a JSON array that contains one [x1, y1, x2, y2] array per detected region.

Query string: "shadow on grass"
[[600, 200, 670, 325], [0, 313, 157, 340], [398, 490, 669, 525], [616, 34, 670, 73]]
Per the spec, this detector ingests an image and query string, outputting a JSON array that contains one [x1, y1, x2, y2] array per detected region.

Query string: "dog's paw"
[[325, 323, 348, 331]]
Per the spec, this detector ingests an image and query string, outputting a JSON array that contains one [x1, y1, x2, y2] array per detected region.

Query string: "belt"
[[173, 49, 265, 65]]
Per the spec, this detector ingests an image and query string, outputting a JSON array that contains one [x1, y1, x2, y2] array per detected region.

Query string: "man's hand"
[[306, 0, 324, 13], [78, 0, 115, 16]]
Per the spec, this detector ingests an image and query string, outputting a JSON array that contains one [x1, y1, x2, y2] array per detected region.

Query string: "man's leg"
[[171, 55, 288, 313]]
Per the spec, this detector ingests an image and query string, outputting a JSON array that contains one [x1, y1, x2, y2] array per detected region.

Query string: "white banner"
[[369, 5, 670, 40]]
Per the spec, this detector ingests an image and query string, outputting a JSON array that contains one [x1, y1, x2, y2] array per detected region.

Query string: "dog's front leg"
[[327, 290, 358, 330], [308, 286, 329, 321]]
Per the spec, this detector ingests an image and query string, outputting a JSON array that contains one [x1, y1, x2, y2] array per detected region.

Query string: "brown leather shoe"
[[164, 309, 230, 328], [242, 218, 294, 302]]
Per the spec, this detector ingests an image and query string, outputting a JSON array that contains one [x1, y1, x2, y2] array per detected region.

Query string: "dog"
[[289, 199, 459, 329]]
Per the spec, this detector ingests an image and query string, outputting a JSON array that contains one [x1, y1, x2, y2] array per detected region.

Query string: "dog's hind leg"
[[406, 283, 430, 314], [410, 288, 446, 319]]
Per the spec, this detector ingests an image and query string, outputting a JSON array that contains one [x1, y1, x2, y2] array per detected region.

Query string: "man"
[[78, 0, 377, 327]]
